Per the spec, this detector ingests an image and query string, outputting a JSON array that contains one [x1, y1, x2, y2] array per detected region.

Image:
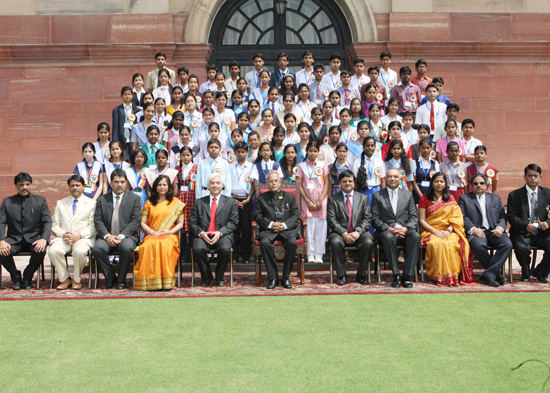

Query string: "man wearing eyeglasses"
[[458, 173, 512, 287], [507, 163, 550, 283]]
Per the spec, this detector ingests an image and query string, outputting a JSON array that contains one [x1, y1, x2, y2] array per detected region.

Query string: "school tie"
[[316, 83, 321, 100], [430, 103, 435, 131], [367, 157, 374, 177], [72, 199, 78, 216], [111, 195, 121, 235], [272, 102, 275, 112], [530, 191, 538, 224], [477, 195, 490, 229], [256, 72, 261, 88], [346, 194, 353, 233], [208, 197, 218, 232], [391, 189, 398, 215]]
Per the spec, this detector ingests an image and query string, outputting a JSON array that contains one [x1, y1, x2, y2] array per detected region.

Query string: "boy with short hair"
[[225, 61, 241, 92], [174, 66, 189, 93], [366, 66, 387, 102], [196, 138, 232, 198], [410, 59, 432, 97], [321, 53, 342, 91], [390, 66, 422, 117], [433, 103, 462, 140], [231, 141, 255, 264], [112, 86, 138, 160], [377, 51, 398, 93], [270, 52, 294, 88], [337, 70, 359, 108], [421, 76, 450, 105], [295, 50, 315, 86], [461, 118, 483, 167], [145, 52, 176, 91], [440, 141, 467, 200], [199, 64, 218, 95], [309, 63, 328, 106], [415, 83, 448, 134], [350, 58, 369, 90], [245, 52, 265, 92]]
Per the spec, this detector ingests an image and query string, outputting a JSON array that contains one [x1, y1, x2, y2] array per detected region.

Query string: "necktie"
[[391, 190, 398, 215], [430, 103, 435, 131], [111, 195, 121, 235], [124, 107, 131, 141], [346, 194, 353, 233], [272, 102, 275, 112], [208, 197, 218, 232], [367, 157, 374, 177], [530, 191, 538, 224], [256, 72, 261, 88], [316, 83, 321, 100], [264, 164, 269, 175], [72, 199, 78, 216], [478, 195, 490, 229]]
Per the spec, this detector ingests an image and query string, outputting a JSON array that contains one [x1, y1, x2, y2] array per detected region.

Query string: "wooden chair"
[[0, 252, 46, 289], [51, 250, 94, 289], [252, 180, 307, 285]]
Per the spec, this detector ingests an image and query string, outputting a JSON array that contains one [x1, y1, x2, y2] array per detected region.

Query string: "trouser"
[[48, 239, 93, 283], [92, 238, 137, 285], [193, 236, 232, 282], [306, 218, 327, 258], [511, 232, 550, 277], [469, 232, 513, 280], [232, 196, 252, 257], [377, 230, 421, 277], [260, 234, 296, 281], [0, 240, 46, 282], [328, 231, 374, 278]]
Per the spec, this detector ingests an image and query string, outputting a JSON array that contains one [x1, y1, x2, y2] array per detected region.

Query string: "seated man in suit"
[[191, 174, 239, 287], [327, 170, 374, 286], [255, 171, 300, 289], [372, 168, 421, 288], [0, 172, 51, 290], [92, 169, 142, 289], [459, 173, 512, 287], [48, 175, 97, 290], [507, 163, 550, 283]]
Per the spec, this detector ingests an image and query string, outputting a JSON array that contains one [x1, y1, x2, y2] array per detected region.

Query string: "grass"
[[1, 293, 549, 392]]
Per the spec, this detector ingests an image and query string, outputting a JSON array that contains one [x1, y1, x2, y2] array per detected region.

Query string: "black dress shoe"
[[116, 283, 126, 290], [391, 275, 402, 288], [479, 276, 500, 287], [237, 256, 244, 264], [12, 280, 22, 290], [22, 281, 33, 290], [532, 270, 550, 284], [496, 274, 506, 285], [281, 278, 292, 289], [356, 275, 369, 285], [102, 282, 114, 290], [216, 280, 225, 287], [266, 279, 278, 289], [201, 280, 211, 287], [402, 276, 413, 288], [337, 276, 347, 286]]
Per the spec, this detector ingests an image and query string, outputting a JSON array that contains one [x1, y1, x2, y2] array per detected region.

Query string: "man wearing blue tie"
[[245, 53, 266, 93], [269, 52, 295, 88]]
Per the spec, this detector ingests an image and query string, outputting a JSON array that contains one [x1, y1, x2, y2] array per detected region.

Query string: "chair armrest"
[[300, 216, 307, 241], [252, 221, 257, 242]]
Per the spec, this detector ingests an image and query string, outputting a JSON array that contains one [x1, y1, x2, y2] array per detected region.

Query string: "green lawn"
[[1, 293, 549, 392]]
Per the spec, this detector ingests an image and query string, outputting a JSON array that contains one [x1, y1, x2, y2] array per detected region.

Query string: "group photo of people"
[[1, 50, 549, 292]]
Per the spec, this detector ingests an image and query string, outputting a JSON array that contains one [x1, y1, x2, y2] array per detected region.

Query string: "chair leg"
[[531, 249, 538, 271], [255, 255, 261, 286], [420, 247, 425, 283], [509, 250, 513, 283], [329, 247, 333, 284], [299, 255, 305, 284], [36, 262, 41, 289], [50, 263, 55, 289], [376, 246, 381, 283], [191, 251, 195, 287], [177, 253, 181, 288], [230, 248, 234, 288]]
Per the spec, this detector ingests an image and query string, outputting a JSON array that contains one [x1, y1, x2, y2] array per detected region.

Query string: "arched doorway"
[[208, 0, 353, 76]]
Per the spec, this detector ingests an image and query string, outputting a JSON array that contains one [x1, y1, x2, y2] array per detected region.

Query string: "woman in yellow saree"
[[135, 175, 185, 290], [418, 172, 473, 286]]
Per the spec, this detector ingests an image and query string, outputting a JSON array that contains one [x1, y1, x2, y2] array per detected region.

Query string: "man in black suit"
[[112, 86, 138, 160], [0, 172, 51, 290], [507, 163, 550, 283], [92, 169, 141, 289], [371, 168, 421, 288], [327, 170, 374, 286], [459, 173, 512, 287], [191, 174, 239, 287], [255, 171, 300, 289]]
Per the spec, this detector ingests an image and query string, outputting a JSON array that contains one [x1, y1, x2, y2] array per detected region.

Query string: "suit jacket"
[[94, 192, 142, 243], [255, 190, 300, 240], [112, 103, 138, 149], [327, 191, 371, 236], [269, 69, 295, 88], [458, 192, 506, 234], [0, 193, 52, 244], [507, 185, 550, 237], [190, 195, 239, 240], [371, 188, 418, 232], [51, 195, 96, 246]]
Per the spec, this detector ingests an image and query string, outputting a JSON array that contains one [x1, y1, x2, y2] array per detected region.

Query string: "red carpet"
[[1, 269, 549, 301]]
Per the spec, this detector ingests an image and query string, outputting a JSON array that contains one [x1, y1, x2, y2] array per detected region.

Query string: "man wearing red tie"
[[190, 174, 239, 287]]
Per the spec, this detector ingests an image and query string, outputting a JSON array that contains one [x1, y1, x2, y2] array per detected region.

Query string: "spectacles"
[[472, 181, 485, 186]]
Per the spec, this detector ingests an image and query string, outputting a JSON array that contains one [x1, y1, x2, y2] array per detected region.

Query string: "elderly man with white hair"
[[190, 173, 239, 287]]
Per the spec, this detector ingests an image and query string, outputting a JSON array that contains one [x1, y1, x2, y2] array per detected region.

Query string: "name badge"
[[180, 186, 189, 192], [367, 179, 376, 187], [449, 185, 458, 191], [307, 183, 315, 190], [404, 101, 412, 107], [421, 181, 430, 187]]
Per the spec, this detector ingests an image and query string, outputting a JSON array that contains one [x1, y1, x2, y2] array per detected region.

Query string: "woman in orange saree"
[[135, 175, 185, 290], [418, 172, 472, 286]]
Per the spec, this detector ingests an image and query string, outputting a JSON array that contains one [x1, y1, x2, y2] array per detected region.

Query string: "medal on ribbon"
[[228, 153, 235, 164], [176, 153, 181, 162], [259, 121, 264, 127], [191, 119, 199, 129], [323, 136, 329, 145], [196, 96, 202, 106], [430, 150, 437, 159], [309, 76, 315, 84], [190, 173, 197, 190], [267, 134, 273, 142], [399, 169, 406, 179], [323, 89, 329, 98], [226, 91, 231, 100], [337, 81, 343, 88], [245, 173, 252, 190], [90, 174, 98, 184], [388, 81, 395, 94], [374, 167, 383, 180], [429, 170, 436, 179], [140, 172, 147, 180], [213, 168, 222, 175], [458, 148, 463, 157], [410, 95, 417, 109], [350, 94, 357, 101], [486, 168, 495, 185], [376, 93, 383, 102], [380, 130, 388, 140], [314, 167, 324, 183], [351, 134, 358, 142], [105, 150, 111, 160], [360, 81, 366, 88], [128, 114, 136, 124], [223, 117, 231, 126], [457, 169, 466, 181]]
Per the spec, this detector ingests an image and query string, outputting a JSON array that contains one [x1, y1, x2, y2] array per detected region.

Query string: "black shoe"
[[532, 270, 550, 284], [116, 283, 126, 290], [102, 282, 114, 290], [12, 280, 22, 290], [496, 274, 506, 285], [201, 280, 211, 287], [402, 276, 413, 288], [391, 275, 402, 288], [216, 280, 225, 287], [337, 276, 347, 286], [479, 276, 500, 287], [237, 256, 244, 264], [22, 281, 33, 290], [266, 279, 278, 289], [356, 274, 369, 285], [282, 278, 292, 289]]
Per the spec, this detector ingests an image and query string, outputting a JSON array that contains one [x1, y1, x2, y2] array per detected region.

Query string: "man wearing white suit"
[[48, 175, 96, 290]]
